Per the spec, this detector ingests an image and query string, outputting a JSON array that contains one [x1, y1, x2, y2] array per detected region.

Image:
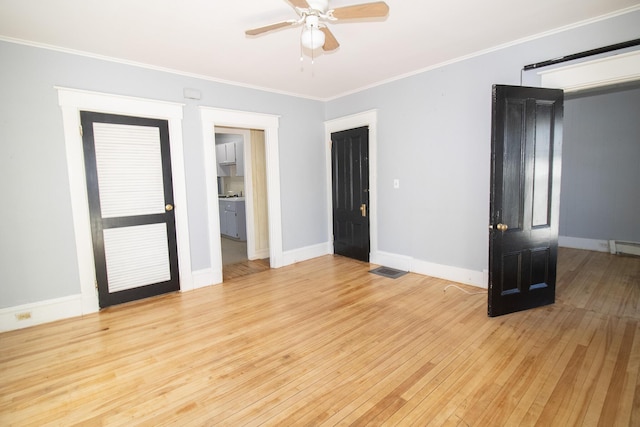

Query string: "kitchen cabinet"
[[216, 141, 244, 177], [235, 140, 244, 176], [218, 198, 246, 240], [216, 142, 235, 177], [218, 142, 236, 164]]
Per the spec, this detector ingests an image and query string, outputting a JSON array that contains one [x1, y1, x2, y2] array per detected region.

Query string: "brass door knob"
[[165, 204, 174, 211], [360, 204, 367, 217], [497, 223, 508, 232]]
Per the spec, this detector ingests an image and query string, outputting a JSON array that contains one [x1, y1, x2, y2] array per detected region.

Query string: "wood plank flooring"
[[1, 248, 639, 426], [223, 258, 271, 281]]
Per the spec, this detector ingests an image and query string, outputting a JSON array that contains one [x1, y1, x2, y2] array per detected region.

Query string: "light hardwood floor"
[[1, 248, 639, 426], [223, 258, 271, 281]]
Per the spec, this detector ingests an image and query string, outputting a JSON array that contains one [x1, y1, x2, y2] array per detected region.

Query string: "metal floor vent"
[[369, 266, 408, 279]]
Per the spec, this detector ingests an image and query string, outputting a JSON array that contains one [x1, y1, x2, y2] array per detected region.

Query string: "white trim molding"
[[411, 259, 487, 289], [559, 236, 610, 253], [191, 268, 218, 290], [56, 87, 192, 316], [199, 107, 283, 283], [283, 242, 332, 266], [372, 251, 487, 289], [324, 110, 378, 260], [539, 50, 640, 92], [0, 295, 83, 332]]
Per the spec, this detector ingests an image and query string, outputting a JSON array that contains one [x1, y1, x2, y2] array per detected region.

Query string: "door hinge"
[[79, 125, 83, 137], [95, 280, 98, 291]]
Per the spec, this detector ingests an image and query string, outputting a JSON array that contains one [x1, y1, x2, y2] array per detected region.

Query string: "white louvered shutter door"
[[93, 123, 171, 292]]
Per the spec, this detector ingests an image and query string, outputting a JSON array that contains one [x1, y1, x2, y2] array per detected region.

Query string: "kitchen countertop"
[[218, 195, 245, 201]]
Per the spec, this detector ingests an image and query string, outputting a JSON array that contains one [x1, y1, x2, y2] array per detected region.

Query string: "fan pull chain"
[[298, 27, 317, 76], [299, 55, 316, 75], [299, 46, 316, 75]]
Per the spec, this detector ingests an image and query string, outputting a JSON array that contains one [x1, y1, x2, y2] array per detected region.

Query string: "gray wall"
[[325, 10, 640, 273], [0, 41, 325, 308], [560, 86, 640, 242]]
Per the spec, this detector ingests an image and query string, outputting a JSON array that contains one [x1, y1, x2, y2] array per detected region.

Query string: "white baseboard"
[[371, 250, 486, 288], [1, 267, 222, 332], [411, 259, 487, 288], [559, 236, 610, 253], [0, 294, 84, 332], [370, 250, 412, 271], [191, 268, 222, 289], [283, 242, 331, 266]]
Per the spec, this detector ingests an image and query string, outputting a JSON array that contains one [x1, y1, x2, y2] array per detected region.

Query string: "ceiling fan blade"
[[321, 27, 340, 51], [331, 1, 389, 20], [245, 20, 297, 36], [288, 0, 311, 8]]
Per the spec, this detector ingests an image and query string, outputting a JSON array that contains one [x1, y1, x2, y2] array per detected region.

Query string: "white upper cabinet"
[[235, 140, 244, 177], [215, 143, 228, 176], [216, 141, 244, 177], [218, 142, 236, 164]]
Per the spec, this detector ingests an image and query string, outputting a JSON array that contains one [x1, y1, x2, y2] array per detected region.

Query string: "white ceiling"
[[0, 0, 638, 100]]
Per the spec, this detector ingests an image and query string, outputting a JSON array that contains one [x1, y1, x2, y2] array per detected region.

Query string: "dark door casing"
[[488, 85, 564, 317], [331, 126, 370, 262], [81, 111, 180, 308]]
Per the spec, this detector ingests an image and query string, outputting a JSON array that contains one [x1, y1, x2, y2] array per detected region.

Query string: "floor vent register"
[[369, 266, 408, 279]]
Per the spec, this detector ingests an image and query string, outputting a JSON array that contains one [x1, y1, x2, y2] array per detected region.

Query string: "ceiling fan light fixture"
[[300, 26, 325, 50], [246, 1, 389, 54]]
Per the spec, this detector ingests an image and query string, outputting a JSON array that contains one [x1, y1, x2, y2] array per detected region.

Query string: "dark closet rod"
[[523, 38, 640, 71]]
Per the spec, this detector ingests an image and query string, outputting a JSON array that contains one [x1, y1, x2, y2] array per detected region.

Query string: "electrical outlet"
[[393, 179, 400, 189], [15, 312, 32, 321]]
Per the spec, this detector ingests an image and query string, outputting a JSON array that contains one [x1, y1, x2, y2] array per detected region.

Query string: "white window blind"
[[93, 123, 165, 218], [103, 223, 171, 293]]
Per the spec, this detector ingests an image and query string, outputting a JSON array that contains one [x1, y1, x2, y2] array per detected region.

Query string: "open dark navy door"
[[488, 85, 563, 317]]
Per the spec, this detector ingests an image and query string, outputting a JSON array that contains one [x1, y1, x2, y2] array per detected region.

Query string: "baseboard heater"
[[610, 240, 640, 257]]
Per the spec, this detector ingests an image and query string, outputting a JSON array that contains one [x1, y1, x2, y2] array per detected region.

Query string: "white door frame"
[[324, 110, 378, 261], [200, 107, 283, 284], [537, 50, 640, 92], [57, 87, 192, 315]]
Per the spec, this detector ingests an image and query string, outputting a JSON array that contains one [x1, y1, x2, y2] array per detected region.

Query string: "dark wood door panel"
[[331, 126, 370, 262], [489, 85, 563, 317], [81, 111, 180, 308]]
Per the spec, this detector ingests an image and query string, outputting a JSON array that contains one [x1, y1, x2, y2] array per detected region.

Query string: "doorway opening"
[[490, 51, 640, 316], [58, 87, 192, 315], [324, 110, 378, 263], [214, 126, 270, 280], [200, 107, 283, 286]]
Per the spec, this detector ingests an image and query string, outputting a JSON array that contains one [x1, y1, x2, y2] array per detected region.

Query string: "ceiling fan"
[[245, 0, 390, 52]]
